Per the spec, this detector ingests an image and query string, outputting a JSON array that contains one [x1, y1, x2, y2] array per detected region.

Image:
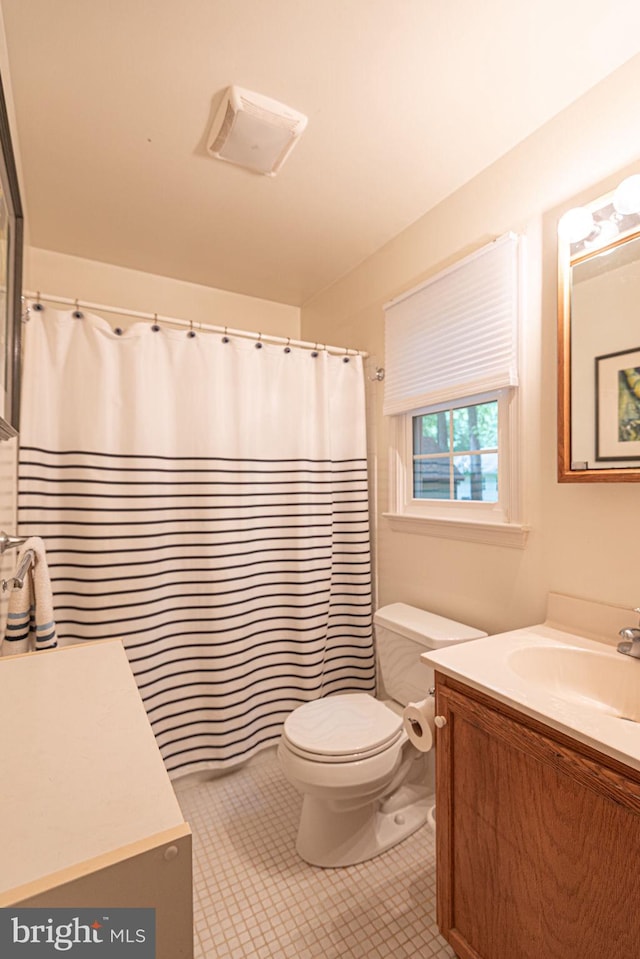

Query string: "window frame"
[[384, 386, 529, 548]]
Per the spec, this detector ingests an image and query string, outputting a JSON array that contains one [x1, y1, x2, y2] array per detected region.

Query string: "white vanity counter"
[[0, 639, 192, 958], [422, 621, 640, 773]]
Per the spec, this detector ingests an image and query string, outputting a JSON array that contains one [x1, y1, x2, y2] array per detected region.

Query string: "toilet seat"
[[282, 693, 403, 763]]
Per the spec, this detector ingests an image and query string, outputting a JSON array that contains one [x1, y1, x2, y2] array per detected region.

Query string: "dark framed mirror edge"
[[0, 67, 23, 434]]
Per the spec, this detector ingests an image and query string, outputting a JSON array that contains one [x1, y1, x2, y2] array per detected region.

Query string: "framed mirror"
[[558, 173, 640, 482], [0, 70, 23, 434]]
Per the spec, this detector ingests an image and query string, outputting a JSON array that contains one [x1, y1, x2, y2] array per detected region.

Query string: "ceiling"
[[2, 1, 640, 307]]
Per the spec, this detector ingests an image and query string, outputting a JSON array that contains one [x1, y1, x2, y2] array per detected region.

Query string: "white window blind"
[[383, 233, 520, 416]]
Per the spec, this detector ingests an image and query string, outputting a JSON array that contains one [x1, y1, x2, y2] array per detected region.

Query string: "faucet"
[[617, 608, 640, 658]]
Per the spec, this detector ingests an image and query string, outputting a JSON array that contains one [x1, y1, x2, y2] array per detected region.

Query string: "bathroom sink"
[[508, 644, 640, 723], [421, 619, 640, 774]]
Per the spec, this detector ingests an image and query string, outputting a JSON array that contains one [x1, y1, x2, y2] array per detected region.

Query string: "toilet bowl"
[[278, 692, 431, 867], [278, 603, 487, 868]]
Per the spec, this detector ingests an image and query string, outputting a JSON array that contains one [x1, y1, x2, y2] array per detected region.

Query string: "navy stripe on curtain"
[[18, 447, 375, 775]]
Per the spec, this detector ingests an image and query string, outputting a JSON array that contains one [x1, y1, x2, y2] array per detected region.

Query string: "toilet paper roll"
[[402, 698, 435, 752]]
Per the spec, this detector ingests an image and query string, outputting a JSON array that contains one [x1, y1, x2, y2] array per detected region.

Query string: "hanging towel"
[[2, 537, 58, 655]]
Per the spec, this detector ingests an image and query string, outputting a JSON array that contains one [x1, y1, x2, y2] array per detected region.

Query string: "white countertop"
[[0, 640, 185, 894], [422, 623, 640, 773]]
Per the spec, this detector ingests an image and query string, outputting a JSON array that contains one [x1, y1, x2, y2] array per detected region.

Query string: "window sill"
[[382, 512, 530, 548]]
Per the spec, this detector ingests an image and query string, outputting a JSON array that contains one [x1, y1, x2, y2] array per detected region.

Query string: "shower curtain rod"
[[23, 290, 368, 358]]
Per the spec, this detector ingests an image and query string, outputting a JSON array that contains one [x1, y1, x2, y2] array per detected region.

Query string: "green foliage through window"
[[412, 401, 498, 502]]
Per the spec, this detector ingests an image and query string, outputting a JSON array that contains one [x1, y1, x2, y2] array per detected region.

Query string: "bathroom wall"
[[300, 54, 640, 636], [8, 21, 640, 638], [24, 247, 301, 339]]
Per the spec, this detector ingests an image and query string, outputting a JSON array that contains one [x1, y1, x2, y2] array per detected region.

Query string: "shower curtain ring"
[[343, 347, 350, 363], [311, 343, 319, 358], [187, 320, 196, 339], [151, 313, 160, 332], [255, 332, 263, 349], [284, 337, 291, 354], [33, 291, 44, 312], [72, 298, 84, 319], [222, 326, 230, 344]]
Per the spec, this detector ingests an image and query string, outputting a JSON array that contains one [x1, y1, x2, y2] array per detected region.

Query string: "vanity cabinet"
[[435, 673, 640, 959]]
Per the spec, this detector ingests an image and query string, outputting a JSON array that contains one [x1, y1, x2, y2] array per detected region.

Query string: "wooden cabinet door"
[[435, 675, 640, 959]]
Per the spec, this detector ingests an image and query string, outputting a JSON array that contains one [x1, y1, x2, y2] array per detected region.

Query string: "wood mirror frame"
[[558, 193, 640, 483]]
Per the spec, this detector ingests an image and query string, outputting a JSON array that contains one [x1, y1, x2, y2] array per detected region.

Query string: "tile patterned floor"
[[176, 752, 456, 959]]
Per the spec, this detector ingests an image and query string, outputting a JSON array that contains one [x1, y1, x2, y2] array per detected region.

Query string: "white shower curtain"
[[18, 307, 374, 776]]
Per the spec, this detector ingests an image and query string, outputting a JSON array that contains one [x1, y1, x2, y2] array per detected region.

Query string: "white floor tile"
[[176, 753, 455, 959]]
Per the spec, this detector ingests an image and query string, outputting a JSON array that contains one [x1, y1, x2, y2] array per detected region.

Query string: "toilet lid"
[[283, 693, 403, 759]]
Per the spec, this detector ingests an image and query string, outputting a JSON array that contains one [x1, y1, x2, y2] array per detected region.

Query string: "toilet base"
[[295, 785, 434, 868]]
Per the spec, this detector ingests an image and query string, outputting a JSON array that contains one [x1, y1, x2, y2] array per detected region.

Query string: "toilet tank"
[[374, 603, 487, 705]]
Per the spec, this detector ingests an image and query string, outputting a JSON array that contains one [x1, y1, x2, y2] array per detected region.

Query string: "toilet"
[[277, 603, 487, 867]]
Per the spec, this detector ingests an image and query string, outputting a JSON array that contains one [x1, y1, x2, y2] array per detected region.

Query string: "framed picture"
[[0, 70, 23, 433], [595, 346, 640, 463]]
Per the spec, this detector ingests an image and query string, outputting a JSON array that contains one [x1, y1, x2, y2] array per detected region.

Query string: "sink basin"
[[508, 644, 640, 723]]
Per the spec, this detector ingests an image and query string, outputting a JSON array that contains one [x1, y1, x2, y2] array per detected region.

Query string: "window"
[[412, 398, 498, 502], [393, 388, 515, 528], [383, 234, 527, 547]]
